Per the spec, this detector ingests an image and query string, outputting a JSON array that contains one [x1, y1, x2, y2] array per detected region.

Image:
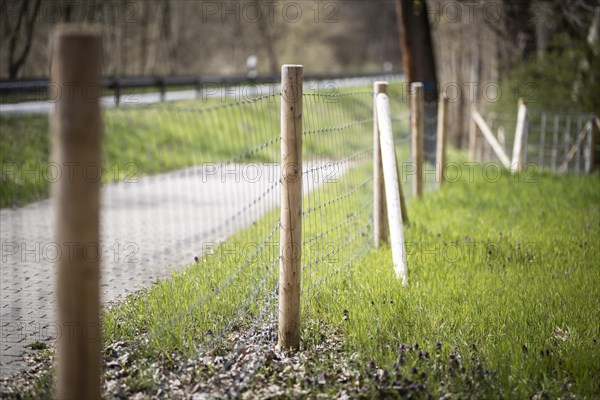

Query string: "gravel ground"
[[0, 314, 496, 399]]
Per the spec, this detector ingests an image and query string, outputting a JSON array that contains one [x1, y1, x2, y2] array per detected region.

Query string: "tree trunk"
[[257, 19, 280, 76], [395, 0, 439, 162], [7, 0, 42, 78]]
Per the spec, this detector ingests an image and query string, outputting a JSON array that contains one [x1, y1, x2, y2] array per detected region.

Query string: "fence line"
[[472, 103, 597, 174], [16, 25, 600, 397], [559, 119, 594, 174]]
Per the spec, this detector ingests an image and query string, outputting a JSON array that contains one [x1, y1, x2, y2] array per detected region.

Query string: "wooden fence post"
[[436, 94, 448, 189], [468, 104, 477, 161], [397, 166, 409, 227], [498, 125, 506, 151], [558, 120, 594, 174], [511, 98, 527, 172], [114, 78, 120, 107], [278, 64, 303, 350], [159, 77, 167, 102], [523, 116, 529, 165], [410, 83, 424, 198], [551, 115, 559, 172], [484, 115, 494, 162], [539, 112, 547, 168], [52, 24, 102, 399], [376, 92, 408, 285], [564, 116, 572, 171], [471, 110, 511, 168], [374, 81, 388, 248], [476, 131, 484, 162], [587, 119, 598, 173]]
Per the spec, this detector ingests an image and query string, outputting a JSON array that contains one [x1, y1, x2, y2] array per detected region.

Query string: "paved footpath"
[[0, 162, 342, 377]]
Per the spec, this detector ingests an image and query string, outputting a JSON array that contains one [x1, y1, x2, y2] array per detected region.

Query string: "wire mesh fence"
[[1, 92, 288, 373], [424, 100, 439, 165], [389, 94, 415, 197], [479, 109, 596, 174], [9, 72, 595, 387], [301, 91, 374, 303], [113, 95, 285, 353], [525, 111, 595, 174], [0, 77, 415, 378]]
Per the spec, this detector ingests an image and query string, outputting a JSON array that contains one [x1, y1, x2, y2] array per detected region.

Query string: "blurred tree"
[[3, 0, 42, 78], [428, 0, 598, 146], [0, 0, 403, 78], [395, 0, 439, 101], [396, 0, 439, 162]]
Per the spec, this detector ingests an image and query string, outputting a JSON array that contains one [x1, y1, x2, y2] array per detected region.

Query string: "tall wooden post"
[[586, 119, 597, 173], [523, 116, 529, 165], [410, 83, 424, 198], [539, 113, 547, 168], [551, 115, 559, 172], [278, 65, 303, 350], [52, 24, 102, 399], [476, 132, 484, 162], [397, 166, 409, 226], [376, 93, 408, 285], [374, 81, 388, 248], [511, 98, 527, 172], [468, 104, 477, 161], [498, 126, 506, 151], [436, 95, 448, 189], [484, 116, 494, 161], [471, 111, 511, 168]]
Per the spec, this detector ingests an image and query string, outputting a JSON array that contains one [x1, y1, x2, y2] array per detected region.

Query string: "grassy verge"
[[4, 84, 597, 397], [103, 165, 599, 398], [301, 168, 600, 398], [4, 162, 599, 399]]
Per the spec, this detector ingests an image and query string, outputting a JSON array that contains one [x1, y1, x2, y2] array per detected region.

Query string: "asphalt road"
[[0, 76, 402, 115]]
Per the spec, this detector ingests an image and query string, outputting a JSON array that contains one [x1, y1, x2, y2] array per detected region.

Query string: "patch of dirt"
[[1, 321, 505, 399]]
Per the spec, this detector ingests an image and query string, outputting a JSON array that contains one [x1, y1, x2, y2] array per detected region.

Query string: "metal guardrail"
[[0, 71, 400, 105]]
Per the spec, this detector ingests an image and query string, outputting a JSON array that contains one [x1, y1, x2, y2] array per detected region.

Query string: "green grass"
[[100, 88, 409, 364], [102, 140, 379, 360], [5, 84, 598, 397], [0, 114, 50, 206], [99, 161, 600, 398], [302, 168, 600, 398]]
